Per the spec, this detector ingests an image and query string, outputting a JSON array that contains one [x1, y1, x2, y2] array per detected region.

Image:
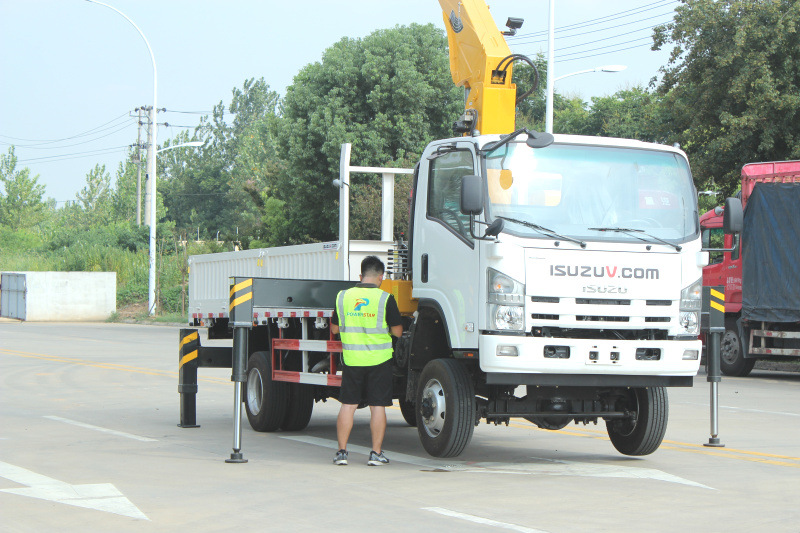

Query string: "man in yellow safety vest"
[[331, 255, 403, 466]]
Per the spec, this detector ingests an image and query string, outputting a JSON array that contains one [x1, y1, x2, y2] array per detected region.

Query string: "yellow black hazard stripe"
[[179, 330, 198, 369], [229, 278, 253, 312], [709, 288, 725, 313]]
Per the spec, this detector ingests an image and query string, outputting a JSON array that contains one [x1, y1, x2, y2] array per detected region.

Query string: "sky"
[[0, 0, 678, 204]]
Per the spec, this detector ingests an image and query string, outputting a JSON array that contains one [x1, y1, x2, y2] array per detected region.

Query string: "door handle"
[[421, 254, 428, 283]]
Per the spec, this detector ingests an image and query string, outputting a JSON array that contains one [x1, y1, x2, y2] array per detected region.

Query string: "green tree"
[[277, 23, 463, 243], [583, 87, 666, 141], [160, 78, 281, 244], [0, 146, 48, 230], [75, 164, 113, 226], [653, 0, 800, 195]]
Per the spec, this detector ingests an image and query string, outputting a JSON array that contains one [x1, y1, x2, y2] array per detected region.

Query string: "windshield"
[[483, 142, 697, 244]]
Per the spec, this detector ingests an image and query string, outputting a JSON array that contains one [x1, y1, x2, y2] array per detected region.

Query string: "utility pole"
[[135, 107, 144, 226], [144, 106, 155, 226]]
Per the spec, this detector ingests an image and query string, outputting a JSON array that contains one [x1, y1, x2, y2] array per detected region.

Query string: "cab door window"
[[428, 150, 474, 243]]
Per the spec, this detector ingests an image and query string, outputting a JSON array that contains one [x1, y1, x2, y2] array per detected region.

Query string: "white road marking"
[[677, 402, 800, 417], [423, 507, 549, 533], [279, 435, 712, 489], [0, 461, 148, 520], [44, 416, 157, 442]]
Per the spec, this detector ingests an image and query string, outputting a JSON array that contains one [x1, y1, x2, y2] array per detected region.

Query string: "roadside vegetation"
[[1, 1, 798, 317]]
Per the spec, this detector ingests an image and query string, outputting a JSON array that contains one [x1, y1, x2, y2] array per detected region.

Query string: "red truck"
[[699, 161, 800, 376]]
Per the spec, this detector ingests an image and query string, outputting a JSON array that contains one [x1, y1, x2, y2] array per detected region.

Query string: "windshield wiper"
[[499, 216, 586, 248], [588, 227, 682, 251]]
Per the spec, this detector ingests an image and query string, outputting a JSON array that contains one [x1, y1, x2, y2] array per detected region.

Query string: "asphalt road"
[[1, 321, 799, 532]]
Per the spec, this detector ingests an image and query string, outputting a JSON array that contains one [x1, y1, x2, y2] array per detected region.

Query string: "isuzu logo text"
[[550, 265, 659, 280]]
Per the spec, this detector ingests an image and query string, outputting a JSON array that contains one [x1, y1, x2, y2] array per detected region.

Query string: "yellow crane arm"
[[439, 0, 518, 135]]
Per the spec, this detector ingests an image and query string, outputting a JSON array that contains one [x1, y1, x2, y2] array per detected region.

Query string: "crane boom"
[[439, 0, 518, 135]]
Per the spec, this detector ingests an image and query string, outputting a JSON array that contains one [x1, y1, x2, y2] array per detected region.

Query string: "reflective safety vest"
[[336, 286, 393, 366]]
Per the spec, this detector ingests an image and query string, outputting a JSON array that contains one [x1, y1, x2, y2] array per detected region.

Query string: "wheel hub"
[[420, 378, 446, 438], [246, 368, 263, 415]]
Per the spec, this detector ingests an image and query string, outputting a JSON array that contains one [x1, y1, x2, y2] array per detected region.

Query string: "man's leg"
[[369, 405, 387, 453], [337, 404, 358, 451]]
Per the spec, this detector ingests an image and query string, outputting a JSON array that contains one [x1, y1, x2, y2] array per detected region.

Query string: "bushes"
[[0, 222, 189, 318]]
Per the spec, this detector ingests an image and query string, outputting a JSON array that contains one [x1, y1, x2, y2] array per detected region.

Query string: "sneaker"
[[367, 450, 389, 466], [333, 449, 348, 465]]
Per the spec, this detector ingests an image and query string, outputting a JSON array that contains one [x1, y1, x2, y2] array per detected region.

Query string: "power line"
[[0, 112, 132, 145], [3, 120, 137, 150], [553, 24, 661, 51], [555, 43, 655, 63], [512, 12, 675, 47], [555, 36, 654, 59], [507, 0, 677, 40], [17, 145, 131, 164], [164, 109, 213, 114]]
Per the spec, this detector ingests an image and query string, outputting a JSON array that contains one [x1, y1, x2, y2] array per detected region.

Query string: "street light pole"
[[545, 0, 555, 134], [85, 0, 159, 316]]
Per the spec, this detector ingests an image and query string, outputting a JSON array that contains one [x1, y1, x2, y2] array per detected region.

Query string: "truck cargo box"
[[187, 240, 391, 320], [741, 183, 800, 322]]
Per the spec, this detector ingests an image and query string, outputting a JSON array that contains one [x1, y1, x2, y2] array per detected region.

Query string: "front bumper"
[[479, 334, 701, 377]]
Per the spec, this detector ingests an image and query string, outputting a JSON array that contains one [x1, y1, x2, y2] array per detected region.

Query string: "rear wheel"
[[280, 383, 314, 431], [606, 387, 668, 456], [245, 351, 288, 432], [720, 320, 755, 377], [416, 359, 475, 457]]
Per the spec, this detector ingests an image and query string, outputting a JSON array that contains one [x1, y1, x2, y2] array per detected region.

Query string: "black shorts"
[[338, 360, 393, 406]]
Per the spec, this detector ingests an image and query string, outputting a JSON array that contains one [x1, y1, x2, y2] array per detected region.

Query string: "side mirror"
[[723, 197, 743, 234], [461, 174, 483, 215]]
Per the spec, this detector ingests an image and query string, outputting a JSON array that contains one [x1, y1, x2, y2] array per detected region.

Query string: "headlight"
[[493, 305, 524, 330], [488, 269, 525, 330], [679, 278, 702, 335]]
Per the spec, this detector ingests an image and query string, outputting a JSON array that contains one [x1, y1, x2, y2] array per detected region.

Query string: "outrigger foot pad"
[[226, 452, 248, 463], [703, 438, 725, 448]]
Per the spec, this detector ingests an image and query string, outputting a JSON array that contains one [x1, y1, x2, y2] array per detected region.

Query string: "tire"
[[720, 320, 755, 377], [606, 387, 668, 456], [280, 383, 314, 431], [416, 359, 476, 457], [245, 351, 288, 432], [399, 399, 417, 427]]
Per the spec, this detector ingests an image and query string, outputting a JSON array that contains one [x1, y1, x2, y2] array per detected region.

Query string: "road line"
[[422, 507, 548, 533], [279, 435, 711, 488], [0, 461, 148, 520], [43, 416, 157, 442], [509, 420, 800, 465], [677, 401, 800, 418], [0, 348, 228, 385]]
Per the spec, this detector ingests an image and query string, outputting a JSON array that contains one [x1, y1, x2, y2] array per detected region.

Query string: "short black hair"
[[361, 255, 385, 277]]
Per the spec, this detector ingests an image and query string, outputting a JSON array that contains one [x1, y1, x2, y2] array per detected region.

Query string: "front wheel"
[[245, 351, 288, 432], [416, 359, 476, 458], [606, 387, 668, 456]]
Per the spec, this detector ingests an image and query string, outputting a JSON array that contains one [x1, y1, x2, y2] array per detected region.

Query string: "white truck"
[[179, 0, 711, 459]]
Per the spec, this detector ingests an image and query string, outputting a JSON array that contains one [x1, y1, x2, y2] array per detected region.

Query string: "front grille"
[[576, 315, 630, 322], [531, 314, 559, 320], [645, 317, 671, 323], [646, 300, 672, 306], [531, 296, 560, 303], [576, 298, 631, 305]]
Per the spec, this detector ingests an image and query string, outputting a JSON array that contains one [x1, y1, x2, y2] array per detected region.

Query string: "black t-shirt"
[[331, 283, 402, 327]]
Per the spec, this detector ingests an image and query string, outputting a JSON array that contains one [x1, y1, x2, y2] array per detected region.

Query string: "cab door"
[[412, 142, 480, 350]]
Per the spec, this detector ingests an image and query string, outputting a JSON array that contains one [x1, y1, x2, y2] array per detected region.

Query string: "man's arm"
[[330, 306, 339, 335], [386, 295, 403, 338]]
